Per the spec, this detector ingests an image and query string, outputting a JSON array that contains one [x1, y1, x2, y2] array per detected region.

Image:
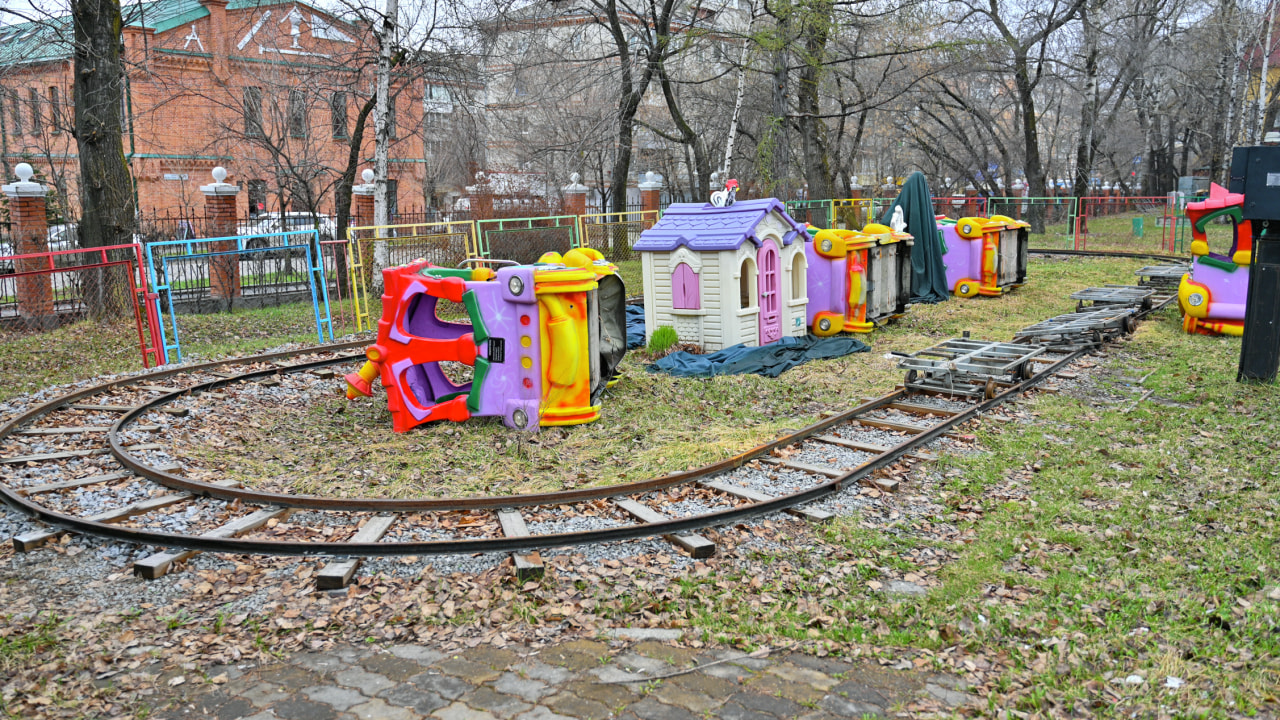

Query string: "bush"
[[647, 325, 678, 355]]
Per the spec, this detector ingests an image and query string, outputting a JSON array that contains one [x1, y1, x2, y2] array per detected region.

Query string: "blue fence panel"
[[144, 230, 334, 363]]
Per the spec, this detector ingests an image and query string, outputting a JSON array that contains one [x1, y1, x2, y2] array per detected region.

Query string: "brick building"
[[0, 0, 471, 218]]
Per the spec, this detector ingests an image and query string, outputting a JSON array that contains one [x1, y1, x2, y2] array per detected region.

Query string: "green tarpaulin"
[[879, 171, 950, 303]]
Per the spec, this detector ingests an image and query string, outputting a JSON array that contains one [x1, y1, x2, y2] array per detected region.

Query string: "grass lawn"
[[1, 254, 1277, 717], [658, 314, 1278, 712]]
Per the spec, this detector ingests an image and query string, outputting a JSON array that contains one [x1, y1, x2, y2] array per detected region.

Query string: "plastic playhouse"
[[634, 197, 809, 352], [1178, 182, 1252, 336], [939, 215, 1030, 297], [344, 248, 627, 432], [806, 222, 914, 335]]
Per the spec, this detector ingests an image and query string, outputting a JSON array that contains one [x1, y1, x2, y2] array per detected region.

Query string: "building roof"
[[0, 0, 325, 66], [633, 198, 805, 253]]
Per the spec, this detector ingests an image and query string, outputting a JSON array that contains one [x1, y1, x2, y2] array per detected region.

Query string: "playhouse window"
[[672, 263, 700, 310], [739, 257, 757, 309], [791, 252, 806, 300]]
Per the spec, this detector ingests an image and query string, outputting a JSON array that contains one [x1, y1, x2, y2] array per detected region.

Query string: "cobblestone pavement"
[[152, 636, 976, 719]]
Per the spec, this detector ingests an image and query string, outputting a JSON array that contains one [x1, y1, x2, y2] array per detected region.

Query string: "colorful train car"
[[1178, 183, 1252, 336], [806, 223, 914, 335], [344, 248, 627, 432], [940, 215, 1030, 297]]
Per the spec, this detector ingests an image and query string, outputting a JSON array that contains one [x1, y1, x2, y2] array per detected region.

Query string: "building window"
[[248, 179, 268, 215], [47, 86, 60, 133], [385, 178, 398, 218], [7, 91, 20, 135], [28, 88, 41, 134], [791, 252, 806, 300], [288, 90, 307, 138], [330, 91, 348, 139], [739, 257, 756, 309], [243, 86, 263, 136], [672, 263, 700, 310]]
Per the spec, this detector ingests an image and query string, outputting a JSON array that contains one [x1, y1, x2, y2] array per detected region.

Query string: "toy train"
[[347, 195, 1033, 433], [1178, 183, 1252, 336], [939, 215, 1030, 297], [344, 247, 626, 432]]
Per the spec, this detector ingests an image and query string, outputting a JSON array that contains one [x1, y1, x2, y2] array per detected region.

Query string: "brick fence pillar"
[[563, 172, 588, 218], [201, 166, 240, 300], [352, 169, 377, 282], [639, 171, 662, 215], [2, 163, 55, 329]]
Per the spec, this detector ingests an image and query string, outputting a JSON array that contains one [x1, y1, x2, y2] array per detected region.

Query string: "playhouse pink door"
[[758, 239, 781, 344]]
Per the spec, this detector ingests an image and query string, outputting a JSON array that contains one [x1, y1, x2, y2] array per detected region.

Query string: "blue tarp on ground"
[[647, 335, 870, 378], [626, 305, 646, 349]]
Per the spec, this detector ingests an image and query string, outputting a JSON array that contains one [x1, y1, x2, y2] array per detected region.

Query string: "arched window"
[[791, 252, 806, 300], [671, 262, 700, 310], [739, 257, 757, 309]]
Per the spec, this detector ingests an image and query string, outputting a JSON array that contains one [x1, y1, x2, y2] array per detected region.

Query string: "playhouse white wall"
[[641, 211, 809, 352]]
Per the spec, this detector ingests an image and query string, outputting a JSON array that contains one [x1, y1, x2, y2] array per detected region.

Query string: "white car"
[[0, 224, 76, 272], [236, 213, 336, 249]]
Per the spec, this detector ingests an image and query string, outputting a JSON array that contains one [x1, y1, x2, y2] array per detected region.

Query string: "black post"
[[1230, 146, 1280, 382]]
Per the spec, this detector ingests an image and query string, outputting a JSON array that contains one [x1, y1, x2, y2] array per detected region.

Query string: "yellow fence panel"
[[346, 220, 478, 332], [579, 210, 660, 263]]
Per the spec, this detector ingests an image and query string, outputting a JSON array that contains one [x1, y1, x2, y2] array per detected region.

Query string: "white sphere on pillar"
[[15, 163, 33, 182], [362, 168, 375, 184], [212, 166, 228, 183]]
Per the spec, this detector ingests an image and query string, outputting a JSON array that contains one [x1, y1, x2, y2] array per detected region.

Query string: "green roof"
[[0, 0, 313, 66]]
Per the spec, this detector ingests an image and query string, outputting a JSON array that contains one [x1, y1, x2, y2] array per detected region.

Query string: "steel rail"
[[107, 369, 900, 511], [1029, 248, 1185, 263], [0, 348, 1083, 557]]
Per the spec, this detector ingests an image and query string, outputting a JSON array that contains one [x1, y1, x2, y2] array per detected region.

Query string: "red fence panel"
[[0, 243, 162, 369], [1075, 196, 1177, 253]]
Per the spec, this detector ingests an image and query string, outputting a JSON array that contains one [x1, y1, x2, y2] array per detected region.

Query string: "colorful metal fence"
[[346, 220, 479, 331], [579, 210, 659, 263], [1075, 196, 1177, 254], [0, 243, 162, 368], [475, 215, 581, 265], [986, 197, 1079, 249], [145, 230, 333, 362]]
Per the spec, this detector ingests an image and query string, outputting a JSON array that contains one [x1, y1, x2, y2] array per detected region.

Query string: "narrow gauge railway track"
[[0, 255, 1180, 584]]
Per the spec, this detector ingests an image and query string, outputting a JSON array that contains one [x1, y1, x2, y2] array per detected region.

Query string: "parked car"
[[0, 224, 78, 273], [236, 213, 336, 250], [46, 223, 79, 252]]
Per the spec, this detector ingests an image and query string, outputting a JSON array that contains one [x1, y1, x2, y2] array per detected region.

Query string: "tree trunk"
[[74, 0, 137, 320], [74, 0, 137, 250], [1072, 0, 1100, 201], [796, 0, 834, 200], [1013, 52, 1046, 233], [374, 0, 398, 231], [334, 95, 378, 298]]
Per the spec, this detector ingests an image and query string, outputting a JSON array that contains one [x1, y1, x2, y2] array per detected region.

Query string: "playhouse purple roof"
[[632, 198, 806, 252]]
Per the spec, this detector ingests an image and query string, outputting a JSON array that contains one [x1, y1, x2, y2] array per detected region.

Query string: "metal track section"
[[1015, 307, 1138, 351], [1070, 285, 1155, 311], [898, 338, 1045, 398]]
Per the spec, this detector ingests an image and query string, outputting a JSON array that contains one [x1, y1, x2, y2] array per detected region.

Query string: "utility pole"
[[374, 0, 398, 231]]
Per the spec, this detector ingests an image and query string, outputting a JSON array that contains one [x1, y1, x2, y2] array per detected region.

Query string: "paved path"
[[153, 637, 974, 719]]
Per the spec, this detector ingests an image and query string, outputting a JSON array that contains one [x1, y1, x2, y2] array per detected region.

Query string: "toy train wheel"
[[1124, 316, 1138, 334], [984, 378, 998, 399], [905, 369, 919, 385], [1141, 297, 1153, 311], [1019, 362, 1033, 380], [955, 280, 980, 298]]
